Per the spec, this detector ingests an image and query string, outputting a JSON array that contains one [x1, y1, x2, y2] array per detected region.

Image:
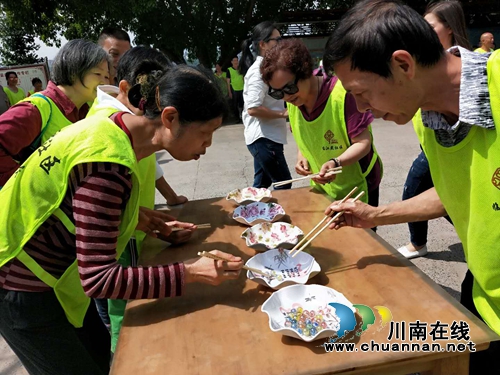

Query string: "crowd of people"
[[0, 0, 499, 374]]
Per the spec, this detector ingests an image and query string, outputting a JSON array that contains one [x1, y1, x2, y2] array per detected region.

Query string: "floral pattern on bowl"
[[226, 187, 272, 205], [232, 202, 285, 226], [246, 249, 320, 289], [261, 284, 355, 342], [241, 222, 303, 251]]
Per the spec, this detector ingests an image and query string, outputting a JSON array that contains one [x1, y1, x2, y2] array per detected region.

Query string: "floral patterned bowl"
[[241, 222, 303, 252], [226, 187, 272, 205], [261, 284, 355, 342], [232, 202, 285, 226], [246, 249, 320, 289]]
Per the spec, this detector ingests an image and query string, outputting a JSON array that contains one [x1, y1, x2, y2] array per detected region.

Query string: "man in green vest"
[[3, 71, 25, 105], [226, 57, 244, 122], [322, 1, 500, 373], [475, 32, 495, 54]]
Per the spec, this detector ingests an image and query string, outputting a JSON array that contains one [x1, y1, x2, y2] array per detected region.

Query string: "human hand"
[[295, 154, 311, 176], [158, 221, 197, 245], [324, 199, 379, 230], [281, 108, 288, 119], [136, 207, 177, 237], [312, 160, 338, 184], [168, 195, 188, 206], [184, 250, 243, 285]]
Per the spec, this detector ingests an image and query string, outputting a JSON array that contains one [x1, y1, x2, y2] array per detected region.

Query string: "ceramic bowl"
[[241, 222, 303, 251], [226, 187, 272, 205], [261, 284, 355, 342], [246, 249, 320, 289], [232, 202, 285, 226]]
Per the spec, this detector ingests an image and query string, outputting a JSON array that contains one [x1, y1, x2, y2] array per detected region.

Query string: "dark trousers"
[[247, 137, 293, 190], [0, 289, 110, 375], [402, 151, 451, 245], [231, 88, 244, 121], [460, 271, 500, 374], [94, 298, 110, 329]]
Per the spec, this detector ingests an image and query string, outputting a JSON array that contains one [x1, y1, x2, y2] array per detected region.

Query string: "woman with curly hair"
[[261, 38, 382, 210]]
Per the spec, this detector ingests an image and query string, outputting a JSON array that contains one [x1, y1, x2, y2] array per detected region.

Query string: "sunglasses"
[[268, 76, 299, 100], [266, 36, 283, 43]]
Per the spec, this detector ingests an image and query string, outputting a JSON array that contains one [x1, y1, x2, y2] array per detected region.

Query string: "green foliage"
[[0, 0, 359, 68], [0, 8, 43, 65]]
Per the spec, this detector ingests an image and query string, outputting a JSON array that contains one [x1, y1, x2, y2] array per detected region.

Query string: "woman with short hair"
[[0, 39, 110, 187]]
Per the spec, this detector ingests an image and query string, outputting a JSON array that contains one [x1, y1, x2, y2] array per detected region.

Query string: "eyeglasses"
[[266, 36, 283, 43], [268, 76, 299, 100]]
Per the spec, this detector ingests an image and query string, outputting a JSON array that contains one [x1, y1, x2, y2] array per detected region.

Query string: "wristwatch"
[[330, 158, 341, 168]]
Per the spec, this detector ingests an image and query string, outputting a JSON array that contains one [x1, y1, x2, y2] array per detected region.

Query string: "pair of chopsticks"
[[289, 186, 365, 258], [197, 251, 272, 278], [170, 223, 211, 232], [272, 166, 343, 188]]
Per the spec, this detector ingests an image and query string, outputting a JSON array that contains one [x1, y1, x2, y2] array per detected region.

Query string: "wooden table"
[[111, 187, 498, 375]]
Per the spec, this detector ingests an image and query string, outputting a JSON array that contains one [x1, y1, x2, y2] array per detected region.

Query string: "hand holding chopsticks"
[[198, 251, 271, 278], [272, 166, 342, 188], [290, 187, 365, 258]]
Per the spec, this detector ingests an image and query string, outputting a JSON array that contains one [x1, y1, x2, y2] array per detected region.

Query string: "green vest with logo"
[[228, 67, 244, 91], [413, 50, 500, 335], [87, 101, 156, 250], [0, 117, 140, 328], [287, 80, 380, 203]]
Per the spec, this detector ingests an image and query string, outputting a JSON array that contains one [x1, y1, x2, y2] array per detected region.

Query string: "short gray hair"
[[51, 39, 110, 86]]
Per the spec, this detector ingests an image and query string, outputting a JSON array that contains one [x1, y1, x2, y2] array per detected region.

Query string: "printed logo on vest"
[[492, 168, 500, 190], [493, 202, 500, 211], [324, 130, 338, 145]]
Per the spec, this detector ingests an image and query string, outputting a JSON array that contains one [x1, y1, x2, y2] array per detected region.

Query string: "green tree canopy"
[[0, 0, 354, 68]]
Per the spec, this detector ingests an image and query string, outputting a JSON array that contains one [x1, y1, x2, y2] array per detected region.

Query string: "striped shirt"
[[0, 116, 185, 299]]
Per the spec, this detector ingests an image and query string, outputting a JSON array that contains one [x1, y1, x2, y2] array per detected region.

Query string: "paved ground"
[[0, 119, 466, 374]]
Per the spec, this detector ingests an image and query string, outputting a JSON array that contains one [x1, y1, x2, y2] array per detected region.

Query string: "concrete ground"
[[0, 119, 466, 374]]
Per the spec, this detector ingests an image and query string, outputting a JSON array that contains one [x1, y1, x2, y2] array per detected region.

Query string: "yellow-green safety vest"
[[3, 86, 25, 105], [413, 49, 500, 335], [87, 101, 156, 251], [228, 67, 244, 91], [0, 117, 140, 327], [15, 94, 72, 160], [287, 79, 381, 203], [474, 47, 494, 54]]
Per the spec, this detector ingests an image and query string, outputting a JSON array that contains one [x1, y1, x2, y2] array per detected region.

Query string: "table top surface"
[[111, 188, 498, 375]]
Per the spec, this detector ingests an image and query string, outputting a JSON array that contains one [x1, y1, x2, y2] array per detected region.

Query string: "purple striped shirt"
[[1, 130, 185, 299]]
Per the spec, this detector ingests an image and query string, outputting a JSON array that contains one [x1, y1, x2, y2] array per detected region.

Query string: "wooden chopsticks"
[[271, 166, 343, 188], [170, 223, 211, 232], [197, 251, 272, 278], [290, 187, 365, 258]]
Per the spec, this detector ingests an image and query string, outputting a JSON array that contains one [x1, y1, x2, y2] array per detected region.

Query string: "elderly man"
[[475, 32, 495, 53], [322, 1, 500, 373]]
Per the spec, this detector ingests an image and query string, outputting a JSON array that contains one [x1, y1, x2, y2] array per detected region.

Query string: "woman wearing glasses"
[[261, 38, 382, 209], [239, 21, 293, 189]]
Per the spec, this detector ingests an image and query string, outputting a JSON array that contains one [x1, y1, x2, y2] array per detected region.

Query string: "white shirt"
[[242, 56, 288, 146], [94, 85, 164, 180]]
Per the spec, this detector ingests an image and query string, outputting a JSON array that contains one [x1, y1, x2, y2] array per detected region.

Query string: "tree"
[[0, 9, 43, 65], [0, 0, 356, 68]]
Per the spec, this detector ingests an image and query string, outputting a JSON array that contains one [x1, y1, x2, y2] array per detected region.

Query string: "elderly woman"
[[0, 39, 110, 187], [0, 64, 242, 374], [261, 38, 382, 207]]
